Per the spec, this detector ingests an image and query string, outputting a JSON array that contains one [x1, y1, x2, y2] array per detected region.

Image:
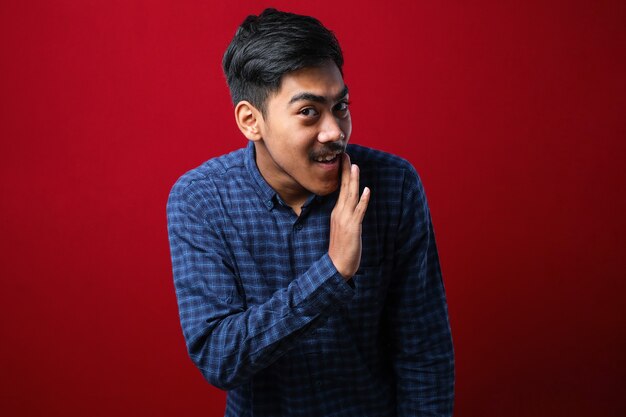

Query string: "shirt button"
[[295, 223, 303, 230]]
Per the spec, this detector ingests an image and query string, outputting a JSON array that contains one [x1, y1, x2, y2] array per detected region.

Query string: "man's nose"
[[317, 114, 345, 143]]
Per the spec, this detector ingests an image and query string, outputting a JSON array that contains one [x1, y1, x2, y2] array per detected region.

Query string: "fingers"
[[355, 186, 370, 222], [328, 154, 371, 279], [338, 153, 351, 199], [348, 163, 360, 209], [337, 153, 370, 214], [338, 154, 358, 204]]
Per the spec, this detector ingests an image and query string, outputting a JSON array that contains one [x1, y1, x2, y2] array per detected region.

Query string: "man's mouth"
[[312, 149, 343, 164]]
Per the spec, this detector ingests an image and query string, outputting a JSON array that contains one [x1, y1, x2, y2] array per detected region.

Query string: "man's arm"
[[387, 167, 455, 416], [167, 154, 369, 390]]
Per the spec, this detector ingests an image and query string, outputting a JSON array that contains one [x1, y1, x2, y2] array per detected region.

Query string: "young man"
[[167, 8, 454, 416]]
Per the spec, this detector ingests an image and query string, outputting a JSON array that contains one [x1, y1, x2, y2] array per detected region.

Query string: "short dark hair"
[[222, 8, 344, 115]]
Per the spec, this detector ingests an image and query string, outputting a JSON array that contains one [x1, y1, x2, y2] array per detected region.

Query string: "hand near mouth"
[[328, 153, 371, 280]]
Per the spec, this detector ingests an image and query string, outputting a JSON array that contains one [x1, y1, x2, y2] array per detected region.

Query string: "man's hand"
[[328, 153, 371, 280]]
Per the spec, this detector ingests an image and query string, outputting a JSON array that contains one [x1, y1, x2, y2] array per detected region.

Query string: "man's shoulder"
[[347, 144, 419, 181], [170, 147, 247, 194], [167, 146, 250, 211]]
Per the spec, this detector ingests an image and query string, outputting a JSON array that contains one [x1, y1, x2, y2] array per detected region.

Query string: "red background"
[[1, 1, 624, 416]]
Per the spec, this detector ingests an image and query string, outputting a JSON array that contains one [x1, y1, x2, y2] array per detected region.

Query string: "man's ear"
[[235, 101, 263, 141]]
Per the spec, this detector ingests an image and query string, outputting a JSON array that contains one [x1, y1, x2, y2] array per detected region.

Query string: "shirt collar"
[[244, 141, 278, 210]]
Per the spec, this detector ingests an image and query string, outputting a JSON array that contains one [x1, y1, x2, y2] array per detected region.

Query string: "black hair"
[[222, 8, 344, 115]]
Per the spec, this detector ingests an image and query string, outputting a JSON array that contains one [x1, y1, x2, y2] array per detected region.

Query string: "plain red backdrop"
[[1, 1, 624, 416]]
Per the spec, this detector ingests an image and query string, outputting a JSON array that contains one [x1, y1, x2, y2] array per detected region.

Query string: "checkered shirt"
[[167, 142, 454, 416]]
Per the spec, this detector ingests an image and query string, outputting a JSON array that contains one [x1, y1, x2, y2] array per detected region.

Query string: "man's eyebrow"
[[288, 85, 349, 105]]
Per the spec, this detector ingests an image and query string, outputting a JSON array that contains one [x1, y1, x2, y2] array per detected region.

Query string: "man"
[[167, 8, 454, 416]]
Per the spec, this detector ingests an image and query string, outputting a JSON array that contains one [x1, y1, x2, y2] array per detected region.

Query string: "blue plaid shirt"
[[167, 142, 454, 416]]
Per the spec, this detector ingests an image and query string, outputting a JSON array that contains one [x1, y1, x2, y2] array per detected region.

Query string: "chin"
[[312, 181, 339, 196]]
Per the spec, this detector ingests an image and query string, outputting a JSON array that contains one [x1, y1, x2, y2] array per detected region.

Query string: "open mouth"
[[312, 150, 343, 164]]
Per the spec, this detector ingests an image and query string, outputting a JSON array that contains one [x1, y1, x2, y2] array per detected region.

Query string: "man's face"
[[253, 60, 351, 208]]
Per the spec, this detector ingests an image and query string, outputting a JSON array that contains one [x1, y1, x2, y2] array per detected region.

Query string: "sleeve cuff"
[[294, 253, 355, 312]]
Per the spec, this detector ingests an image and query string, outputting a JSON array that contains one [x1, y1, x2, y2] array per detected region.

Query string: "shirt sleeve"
[[387, 167, 455, 416], [166, 182, 355, 391]]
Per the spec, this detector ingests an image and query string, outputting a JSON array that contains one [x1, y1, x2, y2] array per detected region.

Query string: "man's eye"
[[300, 108, 319, 117], [335, 101, 350, 111], [334, 101, 350, 115]]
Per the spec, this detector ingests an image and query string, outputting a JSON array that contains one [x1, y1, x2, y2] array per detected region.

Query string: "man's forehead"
[[275, 63, 347, 103]]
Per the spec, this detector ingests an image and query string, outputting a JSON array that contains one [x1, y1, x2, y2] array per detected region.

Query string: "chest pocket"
[[349, 265, 388, 322]]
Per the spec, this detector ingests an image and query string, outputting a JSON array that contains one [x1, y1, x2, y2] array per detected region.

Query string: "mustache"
[[309, 141, 347, 160]]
